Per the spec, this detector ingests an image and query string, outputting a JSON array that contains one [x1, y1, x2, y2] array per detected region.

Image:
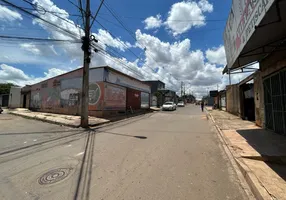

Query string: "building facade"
[[0, 94, 9, 107], [224, 0, 286, 135], [28, 66, 151, 117], [143, 80, 165, 107], [8, 87, 21, 108]]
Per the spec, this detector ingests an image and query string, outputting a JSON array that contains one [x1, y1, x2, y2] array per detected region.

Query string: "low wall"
[[226, 84, 240, 115], [253, 72, 264, 127]]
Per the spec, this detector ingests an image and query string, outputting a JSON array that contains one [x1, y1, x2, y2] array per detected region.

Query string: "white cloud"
[[165, 0, 213, 36], [20, 43, 42, 55], [205, 45, 226, 66], [135, 30, 221, 91], [0, 0, 237, 100], [94, 29, 132, 51], [0, 64, 66, 86], [143, 14, 163, 30], [0, 64, 30, 82], [198, 0, 213, 12], [0, 5, 23, 22]]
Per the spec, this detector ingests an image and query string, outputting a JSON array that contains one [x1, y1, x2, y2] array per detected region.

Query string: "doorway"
[[263, 69, 286, 135]]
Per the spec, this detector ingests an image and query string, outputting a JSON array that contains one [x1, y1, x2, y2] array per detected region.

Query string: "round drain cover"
[[38, 168, 72, 185]]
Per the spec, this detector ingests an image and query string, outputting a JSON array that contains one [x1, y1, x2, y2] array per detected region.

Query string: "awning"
[[238, 72, 257, 86], [224, 0, 286, 72]]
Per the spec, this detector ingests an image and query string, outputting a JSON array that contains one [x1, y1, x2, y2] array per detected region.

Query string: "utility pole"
[[228, 69, 232, 85], [181, 81, 183, 98], [81, 0, 91, 128]]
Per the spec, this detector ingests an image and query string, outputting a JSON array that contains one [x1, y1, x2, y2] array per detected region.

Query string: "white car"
[[162, 102, 176, 111], [177, 101, 185, 107]]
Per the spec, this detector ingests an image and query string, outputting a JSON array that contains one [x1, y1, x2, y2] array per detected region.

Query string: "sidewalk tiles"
[[208, 109, 286, 200]]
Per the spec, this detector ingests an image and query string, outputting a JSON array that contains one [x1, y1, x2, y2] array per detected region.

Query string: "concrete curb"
[[9, 112, 110, 128], [206, 109, 271, 200], [9, 110, 157, 129], [9, 112, 81, 128]]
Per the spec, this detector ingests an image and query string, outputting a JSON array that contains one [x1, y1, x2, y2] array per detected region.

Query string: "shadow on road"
[[73, 130, 96, 200], [0, 117, 148, 199], [99, 131, 147, 139], [0, 129, 83, 135]]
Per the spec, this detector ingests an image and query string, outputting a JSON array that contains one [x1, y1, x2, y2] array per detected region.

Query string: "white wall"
[[9, 87, 21, 108]]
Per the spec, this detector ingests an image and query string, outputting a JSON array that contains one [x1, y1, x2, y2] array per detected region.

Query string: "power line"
[[98, 2, 180, 86], [103, 2, 136, 40], [20, 0, 83, 33], [97, 51, 144, 79], [0, 2, 81, 16], [0, 35, 80, 42], [1, 0, 79, 40], [77, 0, 85, 24], [90, 0, 104, 28], [94, 19, 140, 59]]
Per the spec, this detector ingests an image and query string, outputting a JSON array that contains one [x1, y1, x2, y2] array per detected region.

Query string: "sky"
[[0, 0, 256, 98]]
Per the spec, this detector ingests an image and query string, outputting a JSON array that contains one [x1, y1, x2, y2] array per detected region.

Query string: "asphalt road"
[[0, 105, 248, 200]]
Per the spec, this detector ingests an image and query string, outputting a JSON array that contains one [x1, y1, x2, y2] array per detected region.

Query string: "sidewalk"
[[207, 108, 286, 200], [9, 108, 110, 128]]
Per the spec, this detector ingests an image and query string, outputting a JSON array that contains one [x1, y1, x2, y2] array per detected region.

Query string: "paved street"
[[0, 105, 248, 200]]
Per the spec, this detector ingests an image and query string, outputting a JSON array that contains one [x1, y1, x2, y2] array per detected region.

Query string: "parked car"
[[0, 107, 3, 114], [162, 102, 176, 111], [177, 101, 185, 107]]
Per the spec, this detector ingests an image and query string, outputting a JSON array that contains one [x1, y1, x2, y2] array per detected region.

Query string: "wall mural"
[[60, 88, 79, 107], [104, 83, 126, 110], [31, 92, 40, 108], [30, 69, 105, 113], [89, 83, 101, 105]]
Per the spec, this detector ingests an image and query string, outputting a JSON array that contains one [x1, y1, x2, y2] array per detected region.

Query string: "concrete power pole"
[[81, 0, 91, 128], [181, 82, 183, 98]]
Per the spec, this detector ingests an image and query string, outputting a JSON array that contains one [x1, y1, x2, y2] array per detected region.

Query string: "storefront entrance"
[[263, 69, 286, 135]]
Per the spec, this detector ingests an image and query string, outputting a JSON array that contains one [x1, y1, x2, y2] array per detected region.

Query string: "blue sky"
[[0, 0, 243, 98]]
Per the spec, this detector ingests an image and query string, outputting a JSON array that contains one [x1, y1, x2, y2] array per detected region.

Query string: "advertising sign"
[[104, 83, 126, 110], [224, 0, 274, 68]]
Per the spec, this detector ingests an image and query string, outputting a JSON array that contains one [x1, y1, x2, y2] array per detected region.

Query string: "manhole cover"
[[38, 168, 72, 185]]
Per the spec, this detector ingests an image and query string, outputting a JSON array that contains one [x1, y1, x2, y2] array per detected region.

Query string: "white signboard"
[[224, 0, 274, 68]]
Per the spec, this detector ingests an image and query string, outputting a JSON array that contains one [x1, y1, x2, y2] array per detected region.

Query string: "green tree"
[[0, 83, 15, 94]]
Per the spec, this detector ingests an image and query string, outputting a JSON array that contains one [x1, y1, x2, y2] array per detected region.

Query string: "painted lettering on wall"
[[224, 0, 274, 67]]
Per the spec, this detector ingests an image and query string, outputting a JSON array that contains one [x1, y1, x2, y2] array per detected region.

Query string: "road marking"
[[24, 141, 27, 144], [75, 152, 84, 156], [66, 144, 72, 147], [33, 139, 37, 142]]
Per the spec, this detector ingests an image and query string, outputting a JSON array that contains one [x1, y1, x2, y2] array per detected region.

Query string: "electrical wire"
[[102, 2, 136, 40], [20, 0, 83, 35], [90, 0, 105, 29], [77, 0, 85, 24], [1, 0, 79, 40], [0, 35, 81, 42], [102, 1, 179, 81], [1, 2, 81, 16], [97, 51, 145, 79]]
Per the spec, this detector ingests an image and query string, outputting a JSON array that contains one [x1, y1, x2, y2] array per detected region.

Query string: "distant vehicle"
[[0, 107, 3, 114], [162, 102, 176, 111], [177, 101, 185, 107]]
